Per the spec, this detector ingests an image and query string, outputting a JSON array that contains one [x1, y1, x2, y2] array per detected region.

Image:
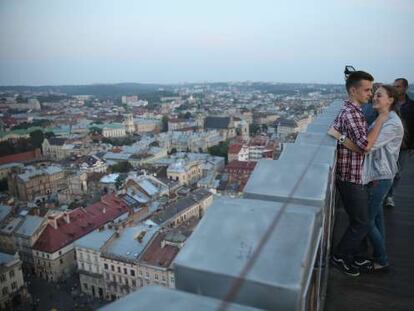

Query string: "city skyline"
[[1, 0, 413, 86]]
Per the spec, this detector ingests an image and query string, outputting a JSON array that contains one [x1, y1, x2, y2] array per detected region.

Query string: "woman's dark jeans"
[[367, 179, 392, 265]]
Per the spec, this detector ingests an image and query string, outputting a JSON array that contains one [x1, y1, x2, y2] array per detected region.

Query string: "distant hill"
[[0, 83, 175, 97]]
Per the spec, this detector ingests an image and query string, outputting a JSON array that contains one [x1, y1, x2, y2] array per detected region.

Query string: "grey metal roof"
[[0, 251, 17, 265], [204, 116, 231, 129], [0, 205, 12, 223], [103, 223, 159, 261], [74, 229, 115, 251], [15, 215, 44, 237]]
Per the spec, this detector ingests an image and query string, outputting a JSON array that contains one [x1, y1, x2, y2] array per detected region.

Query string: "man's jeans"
[[368, 179, 392, 265], [335, 179, 370, 264]]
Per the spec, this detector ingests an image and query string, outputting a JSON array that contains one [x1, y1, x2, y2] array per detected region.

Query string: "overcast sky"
[[1, 0, 413, 85]]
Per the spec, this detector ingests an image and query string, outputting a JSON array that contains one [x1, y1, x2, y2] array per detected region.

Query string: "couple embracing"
[[329, 71, 404, 276]]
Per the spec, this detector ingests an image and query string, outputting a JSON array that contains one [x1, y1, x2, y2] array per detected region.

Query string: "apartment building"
[[32, 195, 130, 282], [0, 252, 26, 310], [8, 165, 66, 202]]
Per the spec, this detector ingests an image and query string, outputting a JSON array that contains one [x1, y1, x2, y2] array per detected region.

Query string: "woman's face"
[[373, 87, 393, 112]]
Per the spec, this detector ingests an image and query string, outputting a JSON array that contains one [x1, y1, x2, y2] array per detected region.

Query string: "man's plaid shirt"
[[332, 100, 368, 184]]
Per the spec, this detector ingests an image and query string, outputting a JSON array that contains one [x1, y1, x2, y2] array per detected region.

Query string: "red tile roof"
[[228, 143, 243, 154], [33, 194, 130, 253], [140, 233, 179, 268], [0, 149, 42, 165], [225, 160, 257, 171]]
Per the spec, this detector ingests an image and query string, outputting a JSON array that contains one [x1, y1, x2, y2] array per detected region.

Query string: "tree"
[[0, 178, 8, 192], [249, 124, 260, 135], [109, 161, 133, 173], [208, 141, 229, 163], [89, 126, 103, 135], [29, 130, 44, 148], [161, 115, 168, 132]]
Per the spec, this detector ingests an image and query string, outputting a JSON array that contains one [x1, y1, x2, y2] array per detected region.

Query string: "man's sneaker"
[[353, 258, 373, 273], [331, 256, 360, 277], [384, 196, 395, 208]]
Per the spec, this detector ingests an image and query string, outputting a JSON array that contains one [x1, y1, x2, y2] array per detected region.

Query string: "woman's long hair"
[[379, 84, 399, 114]]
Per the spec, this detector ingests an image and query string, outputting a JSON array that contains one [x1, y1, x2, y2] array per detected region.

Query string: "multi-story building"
[[79, 155, 108, 174], [204, 116, 236, 140], [137, 231, 180, 289], [151, 189, 213, 228], [32, 194, 130, 282], [75, 229, 115, 300], [167, 159, 203, 186], [0, 252, 26, 310], [0, 217, 22, 254], [42, 137, 72, 160], [102, 124, 126, 138], [13, 215, 46, 270], [168, 118, 198, 132], [124, 174, 169, 204], [8, 165, 66, 202], [135, 118, 161, 134], [100, 222, 160, 300]]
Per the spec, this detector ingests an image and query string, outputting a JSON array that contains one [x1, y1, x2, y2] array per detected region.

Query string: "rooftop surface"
[[325, 156, 414, 310]]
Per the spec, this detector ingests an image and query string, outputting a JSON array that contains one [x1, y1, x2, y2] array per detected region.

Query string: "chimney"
[[48, 216, 58, 230], [103, 207, 106, 214], [63, 212, 70, 224]]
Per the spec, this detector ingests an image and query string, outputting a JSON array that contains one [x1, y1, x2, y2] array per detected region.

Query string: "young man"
[[329, 71, 386, 276], [384, 78, 414, 207]]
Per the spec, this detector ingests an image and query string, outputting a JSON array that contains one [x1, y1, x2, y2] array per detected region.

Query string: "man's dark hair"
[[394, 78, 408, 88], [345, 71, 374, 92]]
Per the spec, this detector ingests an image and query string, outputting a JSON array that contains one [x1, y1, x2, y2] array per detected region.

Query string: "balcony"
[[98, 100, 414, 310]]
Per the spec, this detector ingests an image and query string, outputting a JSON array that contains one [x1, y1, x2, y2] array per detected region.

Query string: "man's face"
[[351, 80, 373, 105], [393, 80, 407, 97]]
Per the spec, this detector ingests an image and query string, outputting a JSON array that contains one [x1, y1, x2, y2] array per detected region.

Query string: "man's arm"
[[328, 127, 363, 153]]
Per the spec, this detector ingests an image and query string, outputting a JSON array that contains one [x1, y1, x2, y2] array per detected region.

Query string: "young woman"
[[329, 85, 404, 270]]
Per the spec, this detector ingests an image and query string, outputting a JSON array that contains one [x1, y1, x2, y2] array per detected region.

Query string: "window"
[[59, 251, 62, 255], [130, 270, 135, 277], [117, 266, 121, 273], [60, 259, 63, 264], [9, 270, 14, 278], [84, 283, 88, 289], [155, 274, 159, 280], [104, 263, 109, 270], [111, 265, 114, 272], [131, 279, 136, 287], [0, 274, 5, 283], [2, 287, 8, 295], [123, 268, 127, 275], [11, 282, 17, 290]]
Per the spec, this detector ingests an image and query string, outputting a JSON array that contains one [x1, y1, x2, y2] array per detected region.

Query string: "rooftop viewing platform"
[[99, 99, 414, 311]]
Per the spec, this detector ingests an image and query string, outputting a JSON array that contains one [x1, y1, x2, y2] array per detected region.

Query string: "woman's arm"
[[328, 127, 363, 153], [365, 112, 389, 151]]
